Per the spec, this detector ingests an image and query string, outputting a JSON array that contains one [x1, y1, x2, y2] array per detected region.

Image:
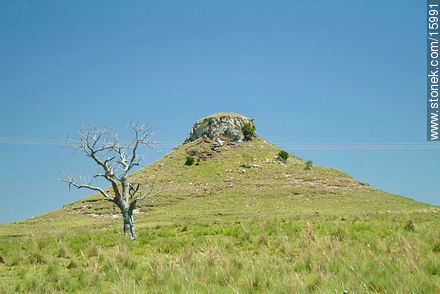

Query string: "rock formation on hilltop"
[[184, 113, 255, 146]]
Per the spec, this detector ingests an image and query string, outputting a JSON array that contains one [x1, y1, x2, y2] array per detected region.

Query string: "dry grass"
[[199, 112, 251, 120], [0, 136, 438, 292], [1, 213, 440, 292]]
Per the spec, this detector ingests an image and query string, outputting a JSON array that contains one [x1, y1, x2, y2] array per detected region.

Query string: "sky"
[[0, 0, 439, 224]]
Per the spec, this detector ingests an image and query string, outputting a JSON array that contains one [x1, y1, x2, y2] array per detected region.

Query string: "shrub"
[[404, 219, 415, 232], [278, 150, 289, 162], [185, 156, 195, 166], [66, 260, 78, 269], [242, 123, 255, 140], [305, 160, 313, 170], [195, 158, 201, 166]]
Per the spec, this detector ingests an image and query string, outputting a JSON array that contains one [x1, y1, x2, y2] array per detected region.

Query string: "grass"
[[200, 112, 252, 120], [1, 213, 439, 293], [0, 135, 438, 292]]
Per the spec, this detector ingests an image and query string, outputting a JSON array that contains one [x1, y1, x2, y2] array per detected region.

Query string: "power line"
[[0, 137, 439, 150], [0, 138, 176, 147]]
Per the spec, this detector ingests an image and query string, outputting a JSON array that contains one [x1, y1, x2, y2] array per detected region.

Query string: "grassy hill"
[[0, 135, 439, 293]]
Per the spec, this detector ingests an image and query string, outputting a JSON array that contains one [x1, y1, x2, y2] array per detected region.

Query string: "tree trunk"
[[122, 208, 136, 240]]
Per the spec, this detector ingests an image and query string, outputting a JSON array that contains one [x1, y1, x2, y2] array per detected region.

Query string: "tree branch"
[[62, 123, 157, 208], [131, 181, 163, 202], [127, 123, 154, 171], [60, 175, 115, 202], [135, 189, 162, 201]]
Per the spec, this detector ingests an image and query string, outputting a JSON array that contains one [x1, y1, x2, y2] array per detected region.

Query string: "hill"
[[0, 113, 439, 293]]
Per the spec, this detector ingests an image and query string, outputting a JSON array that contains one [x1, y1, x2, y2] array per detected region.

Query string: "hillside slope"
[[66, 135, 432, 217], [0, 134, 432, 240], [0, 115, 438, 293]]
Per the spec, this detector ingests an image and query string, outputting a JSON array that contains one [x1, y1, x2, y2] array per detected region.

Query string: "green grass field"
[[0, 136, 439, 293]]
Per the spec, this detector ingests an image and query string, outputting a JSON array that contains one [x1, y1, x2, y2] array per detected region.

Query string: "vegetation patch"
[[201, 112, 251, 120], [185, 155, 195, 166], [305, 160, 313, 171], [278, 150, 289, 162], [241, 153, 254, 168], [183, 137, 217, 160], [1, 213, 440, 293], [404, 219, 416, 232], [242, 123, 255, 140]]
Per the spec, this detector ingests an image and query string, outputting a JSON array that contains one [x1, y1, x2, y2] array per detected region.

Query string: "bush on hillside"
[[185, 156, 195, 166], [242, 123, 255, 140], [305, 160, 313, 170], [278, 150, 289, 162], [404, 219, 415, 232]]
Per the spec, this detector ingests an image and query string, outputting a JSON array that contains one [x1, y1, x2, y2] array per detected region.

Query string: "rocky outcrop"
[[184, 113, 255, 145]]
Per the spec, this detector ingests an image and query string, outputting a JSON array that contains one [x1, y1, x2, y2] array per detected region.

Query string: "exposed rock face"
[[184, 114, 255, 145]]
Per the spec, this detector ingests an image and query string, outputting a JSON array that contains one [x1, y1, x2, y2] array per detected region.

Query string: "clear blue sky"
[[0, 0, 438, 224]]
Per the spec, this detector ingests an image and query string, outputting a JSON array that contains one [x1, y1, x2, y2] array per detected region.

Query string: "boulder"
[[184, 113, 255, 144]]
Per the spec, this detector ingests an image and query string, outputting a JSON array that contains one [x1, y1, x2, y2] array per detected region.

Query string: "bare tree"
[[61, 123, 161, 240]]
